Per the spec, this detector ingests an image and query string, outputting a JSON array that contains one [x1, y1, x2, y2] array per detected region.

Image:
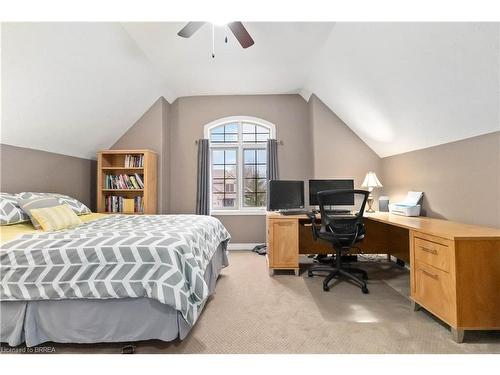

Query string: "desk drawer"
[[414, 236, 451, 272], [413, 261, 455, 324]]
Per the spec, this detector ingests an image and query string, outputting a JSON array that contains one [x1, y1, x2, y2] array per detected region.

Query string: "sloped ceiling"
[[1, 22, 499, 159], [303, 23, 500, 157], [1, 23, 172, 158]]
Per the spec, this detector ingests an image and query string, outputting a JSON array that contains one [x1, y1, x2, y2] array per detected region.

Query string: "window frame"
[[204, 116, 276, 215]]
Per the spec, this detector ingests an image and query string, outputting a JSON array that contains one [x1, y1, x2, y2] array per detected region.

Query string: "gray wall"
[[111, 94, 390, 242], [168, 94, 313, 243], [381, 131, 500, 228], [7, 94, 495, 243], [111, 97, 171, 213], [309, 95, 383, 206], [0, 144, 96, 210]]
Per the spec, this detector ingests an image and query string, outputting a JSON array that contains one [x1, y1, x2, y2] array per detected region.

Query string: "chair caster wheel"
[[308, 271, 313, 277], [361, 286, 369, 294], [323, 285, 330, 292]]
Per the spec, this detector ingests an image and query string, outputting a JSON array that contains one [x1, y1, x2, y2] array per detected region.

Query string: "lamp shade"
[[361, 171, 383, 189]]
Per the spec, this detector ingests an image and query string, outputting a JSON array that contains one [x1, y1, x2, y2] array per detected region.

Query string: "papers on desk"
[[389, 191, 423, 216], [399, 191, 423, 206]]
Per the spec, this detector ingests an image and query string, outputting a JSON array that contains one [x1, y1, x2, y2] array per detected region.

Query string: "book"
[[124, 154, 144, 168], [134, 173, 144, 189], [104, 174, 144, 190]]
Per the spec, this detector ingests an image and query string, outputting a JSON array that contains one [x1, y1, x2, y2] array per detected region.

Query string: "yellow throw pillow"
[[30, 204, 82, 231]]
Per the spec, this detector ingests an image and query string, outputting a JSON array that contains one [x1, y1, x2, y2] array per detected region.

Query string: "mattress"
[[1, 243, 228, 347], [0, 213, 230, 347]]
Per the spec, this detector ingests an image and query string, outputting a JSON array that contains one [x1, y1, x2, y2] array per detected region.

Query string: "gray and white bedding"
[[1, 214, 231, 326]]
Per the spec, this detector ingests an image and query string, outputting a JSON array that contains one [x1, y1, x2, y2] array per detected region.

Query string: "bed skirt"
[[1, 242, 228, 347]]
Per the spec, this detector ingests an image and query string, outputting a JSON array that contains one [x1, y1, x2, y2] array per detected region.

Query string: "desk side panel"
[[455, 239, 500, 329]]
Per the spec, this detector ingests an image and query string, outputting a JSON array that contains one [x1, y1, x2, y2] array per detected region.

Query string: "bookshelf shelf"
[[101, 167, 144, 170], [97, 150, 157, 215], [101, 189, 144, 192]]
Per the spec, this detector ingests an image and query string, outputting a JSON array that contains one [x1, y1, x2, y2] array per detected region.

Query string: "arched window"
[[204, 116, 276, 213]]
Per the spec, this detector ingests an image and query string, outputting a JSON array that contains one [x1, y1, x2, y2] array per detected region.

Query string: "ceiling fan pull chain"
[[211, 23, 215, 58]]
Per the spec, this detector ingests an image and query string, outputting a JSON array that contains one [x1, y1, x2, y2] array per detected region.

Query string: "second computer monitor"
[[309, 179, 354, 206]]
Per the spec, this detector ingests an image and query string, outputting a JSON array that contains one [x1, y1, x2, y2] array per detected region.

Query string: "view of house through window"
[[206, 118, 275, 211]]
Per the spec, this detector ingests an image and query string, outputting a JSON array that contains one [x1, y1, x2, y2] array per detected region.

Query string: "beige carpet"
[[4, 251, 500, 354]]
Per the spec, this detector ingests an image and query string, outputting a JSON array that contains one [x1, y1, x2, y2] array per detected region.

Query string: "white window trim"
[[204, 116, 276, 216]]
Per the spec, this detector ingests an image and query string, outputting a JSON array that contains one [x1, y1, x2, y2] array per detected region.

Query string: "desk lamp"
[[361, 171, 383, 213]]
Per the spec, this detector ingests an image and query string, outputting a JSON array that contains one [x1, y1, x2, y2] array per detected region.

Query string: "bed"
[[0, 213, 230, 347]]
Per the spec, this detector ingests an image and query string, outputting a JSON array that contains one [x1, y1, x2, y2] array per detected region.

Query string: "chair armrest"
[[307, 211, 319, 241]]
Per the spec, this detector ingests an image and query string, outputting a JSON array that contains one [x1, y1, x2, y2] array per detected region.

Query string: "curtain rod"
[[195, 139, 283, 145]]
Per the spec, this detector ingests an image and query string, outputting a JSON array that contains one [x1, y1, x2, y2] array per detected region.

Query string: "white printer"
[[389, 191, 423, 217]]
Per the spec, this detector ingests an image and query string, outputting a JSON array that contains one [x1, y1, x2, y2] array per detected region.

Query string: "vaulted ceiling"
[[1, 22, 499, 159]]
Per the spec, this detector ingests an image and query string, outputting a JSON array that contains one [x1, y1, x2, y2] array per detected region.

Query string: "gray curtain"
[[196, 139, 210, 215], [266, 139, 279, 181], [266, 139, 279, 210]]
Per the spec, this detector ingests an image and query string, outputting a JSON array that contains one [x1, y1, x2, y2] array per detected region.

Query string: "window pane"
[[256, 179, 267, 193], [210, 133, 225, 143], [209, 123, 238, 143], [211, 148, 238, 210], [224, 123, 238, 134], [212, 165, 224, 178], [212, 180, 224, 193], [256, 125, 270, 134], [225, 149, 237, 164], [212, 193, 224, 209], [257, 165, 267, 178], [244, 149, 256, 163], [256, 133, 270, 143], [244, 165, 256, 178], [257, 149, 266, 163], [244, 194, 256, 207], [212, 150, 224, 164], [211, 126, 225, 134], [223, 193, 237, 208], [225, 133, 238, 143], [225, 165, 237, 179], [242, 133, 256, 143], [244, 178, 256, 192], [256, 193, 266, 207], [242, 123, 255, 133], [224, 179, 236, 192]]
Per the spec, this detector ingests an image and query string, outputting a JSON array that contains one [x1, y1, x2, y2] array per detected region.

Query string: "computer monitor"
[[268, 180, 305, 210], [309, 179, 355, 206]]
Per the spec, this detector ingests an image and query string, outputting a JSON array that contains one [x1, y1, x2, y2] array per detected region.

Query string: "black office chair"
[[307, 189, 370, 294]]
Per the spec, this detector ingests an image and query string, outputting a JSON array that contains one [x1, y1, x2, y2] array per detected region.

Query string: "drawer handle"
[[419, 268, 439, 280], [420, 246, 438, 255]]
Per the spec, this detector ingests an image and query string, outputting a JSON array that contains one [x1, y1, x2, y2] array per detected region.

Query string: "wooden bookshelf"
[[97, 149, 157, 214]]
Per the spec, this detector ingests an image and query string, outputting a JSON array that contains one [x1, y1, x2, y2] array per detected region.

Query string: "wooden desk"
[[266, 211, 500, 342]]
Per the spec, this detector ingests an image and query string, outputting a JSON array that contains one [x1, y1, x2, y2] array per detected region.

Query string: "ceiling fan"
[[177, 22, 255, 49]]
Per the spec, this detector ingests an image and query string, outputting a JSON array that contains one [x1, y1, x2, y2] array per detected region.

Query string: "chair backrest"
[[316, 189, 370, 248]]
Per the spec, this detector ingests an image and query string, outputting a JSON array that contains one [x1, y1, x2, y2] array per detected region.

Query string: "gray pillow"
[[18, 197, 61, 229], [18, 192, 91, 216], [0, 193, 30, 225]]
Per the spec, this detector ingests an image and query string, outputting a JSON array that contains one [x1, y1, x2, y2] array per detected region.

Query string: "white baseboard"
[[227, 243, 263, 251]]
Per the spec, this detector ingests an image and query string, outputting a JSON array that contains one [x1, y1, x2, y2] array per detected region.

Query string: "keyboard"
[[278, 209, 309, 216], [325, 209, 351, 215]]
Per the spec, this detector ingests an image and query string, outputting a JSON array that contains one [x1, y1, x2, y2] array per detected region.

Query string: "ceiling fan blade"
[[177, 22, 206, 38], [228, 22, 254, 48]]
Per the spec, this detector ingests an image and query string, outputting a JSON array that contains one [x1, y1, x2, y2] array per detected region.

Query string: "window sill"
[[211, 210, 267, 216]]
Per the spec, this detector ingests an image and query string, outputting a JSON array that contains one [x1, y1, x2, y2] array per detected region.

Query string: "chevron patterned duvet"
[[0, 214, 231, 325]]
